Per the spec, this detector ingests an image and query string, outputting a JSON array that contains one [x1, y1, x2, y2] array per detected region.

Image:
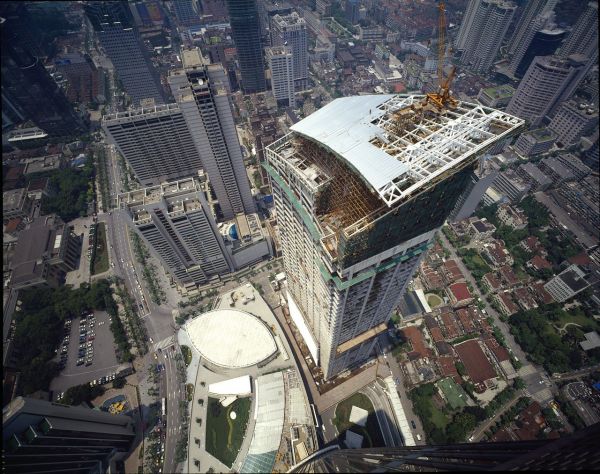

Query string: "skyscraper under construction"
[[265, 94, 523, 380]]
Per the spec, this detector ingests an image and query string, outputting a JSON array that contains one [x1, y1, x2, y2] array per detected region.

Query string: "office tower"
[[509, 25, 566, 78], [3, 396, 135, 474], [119, 177, 234, 288], [0, 14, 87, 137], [84, 1, 165, 106], [8, 214, 80, 291], [346, 0, 360, 25], [289, 422, 600, 472], [549, 100, 598, 145], [455, 0, 481, 51], [168, 49, 256, 219], [271, 12, 309, 91], [460, 0, 516, 74], [268, 46, 296, 108], [450, 164, 500, 222], [172, 0, 200, 26], [507, 0, 557, 57], [264, 94, 523, 379], [506, 55, 588, 126], [225, 0, 266, 93], [559, 2, 599, 60], [102, 103, 203, 186]]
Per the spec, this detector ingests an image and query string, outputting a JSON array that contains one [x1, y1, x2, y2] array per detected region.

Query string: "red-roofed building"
[[4, 217, 26, 237], [419, 263, 444, 290], [568, 252, 592, 266], [442, 259, 465, 284], [429, 326, 444, 343], [513, 287, 539, 311], [393, 83, 406, 93], [494, 292, 519, 316], [530, 282, 554, 305], [440, 311, 460, 339], [483, 272, 503, 292], [454, 339, 497, 391], [499, 265, 520, 287], [520, 235, 543, 254], [527, 255, 553, 271], [455, 307, 475, 333], [482, 240, 513, 268], [438, 355, 461, 385], [514, 401, 547, 441], [484, 337, 510, 362], [400, 326, 431, 359], [446, 282, 473, 308]]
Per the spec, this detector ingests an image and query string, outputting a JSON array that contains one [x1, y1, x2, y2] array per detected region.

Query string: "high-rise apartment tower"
[[460, 0, 516, 73], [265, 95, 523, 379], [85, 1, 165, 106], [507, 0, 557, 57], [506, 54, 588, 126], [271, 12, 309, 91], [168, 49, 256, 219], [268, 46, 296, 108], [225, 0, 266, 93]]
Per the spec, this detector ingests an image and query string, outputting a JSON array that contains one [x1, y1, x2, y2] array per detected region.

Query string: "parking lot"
[[50, 310, 120, 397]]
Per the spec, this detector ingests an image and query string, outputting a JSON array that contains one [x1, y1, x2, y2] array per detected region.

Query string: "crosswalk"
[[154, 336, 174, 352]]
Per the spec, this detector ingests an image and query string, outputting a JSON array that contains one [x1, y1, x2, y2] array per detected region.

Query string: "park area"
[[426, 293, 444, 308], [91, 222, 109, 275], [333, 392, 384, 448], [205, 396, 251, 468]]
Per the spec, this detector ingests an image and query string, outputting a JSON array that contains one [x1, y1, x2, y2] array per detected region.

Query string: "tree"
[[113, 377, 126, 389], [513, 377, 526, 390]]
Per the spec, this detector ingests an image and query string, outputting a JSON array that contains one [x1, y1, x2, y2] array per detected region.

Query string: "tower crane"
[[423, 0, 457, 110]]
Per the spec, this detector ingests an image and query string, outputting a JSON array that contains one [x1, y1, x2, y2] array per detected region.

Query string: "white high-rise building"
[[271, 12, 308, 91], [265, 95, 523, 379], [168, 49, 256, 220], [455, 0, 482, 51], [268, 46, 295, 108], [506, 54, 588, 126], [460, 0, 516, 73], [559, 1, 598, 60]]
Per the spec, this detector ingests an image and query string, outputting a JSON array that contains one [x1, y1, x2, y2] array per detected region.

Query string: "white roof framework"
[[290, 94, 524, 207]]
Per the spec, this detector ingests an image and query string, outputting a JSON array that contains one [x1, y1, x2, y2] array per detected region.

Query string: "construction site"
[[266, 94, 525, 271]]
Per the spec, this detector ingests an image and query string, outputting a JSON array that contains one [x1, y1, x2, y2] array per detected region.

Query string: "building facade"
[[168, 49, 256, 219], [548, 100, 598, 145], [102, 103, 203, 186], [172, 0, 200, 26], [506, 55, 588, 126], [265, 94, 523, 379], [460, 0, 516, 73], [271, 12, 309, 91], [225, 0, 266, 93], [268, 46, 295, 108], [119, 177, 234, 289], [85, 1, 165, 106], [3, 396, 135, 474]]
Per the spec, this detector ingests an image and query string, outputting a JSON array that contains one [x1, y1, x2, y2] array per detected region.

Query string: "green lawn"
[[205, 397, 251, 468], [436, 377, 468, 410], [429, 403, 450, 430], [426, 293, 444, 308], [91, 222, 109, 275], [334, 392, 385, 448], [555, 310, 600, 333]]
